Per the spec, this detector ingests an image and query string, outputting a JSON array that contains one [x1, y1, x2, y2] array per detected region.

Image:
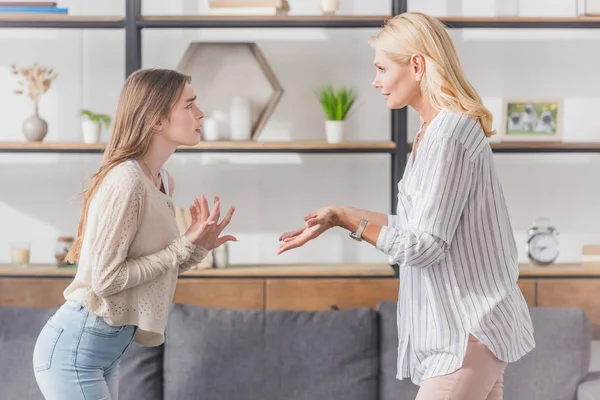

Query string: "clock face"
[[528, 233, 559, 264]]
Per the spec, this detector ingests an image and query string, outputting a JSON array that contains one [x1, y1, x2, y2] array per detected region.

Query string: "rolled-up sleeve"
[[376, 138, 474, 269]]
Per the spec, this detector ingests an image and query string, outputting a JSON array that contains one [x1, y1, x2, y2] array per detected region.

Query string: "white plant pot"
[[325, 120, 344, 143], [202, 117, 220, 141], [82, 120, 101, 144], [321, 0, 339, 14]]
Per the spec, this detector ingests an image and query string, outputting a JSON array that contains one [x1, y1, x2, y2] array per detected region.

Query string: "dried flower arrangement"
[[11, 63, 58, 114]]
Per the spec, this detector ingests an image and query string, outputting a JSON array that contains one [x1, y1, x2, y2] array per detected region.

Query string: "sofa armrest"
[[578, 372, 600, 400]]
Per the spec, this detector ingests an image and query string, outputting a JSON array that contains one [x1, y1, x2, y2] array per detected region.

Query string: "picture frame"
[[499, 98, 563, 142]]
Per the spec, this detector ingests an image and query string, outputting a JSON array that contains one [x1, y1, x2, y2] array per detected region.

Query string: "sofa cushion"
[[163, 304, 379, 400], [119, 342, 164, 400], [377, 301, 421, 400], [0, 306, 58, 400], [503, 307, 591, 400]]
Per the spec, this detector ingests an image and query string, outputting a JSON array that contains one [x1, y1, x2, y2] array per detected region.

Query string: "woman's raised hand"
[[184, 195, 236, 250], [277, 206, 339, 255]]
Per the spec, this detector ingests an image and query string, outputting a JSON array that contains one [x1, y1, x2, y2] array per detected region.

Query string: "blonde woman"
[[32, 69, 236, 399], [278, 12, 535, 400]]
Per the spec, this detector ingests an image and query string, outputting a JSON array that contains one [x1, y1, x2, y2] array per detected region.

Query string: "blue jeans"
[[33, 300, 137, 400]]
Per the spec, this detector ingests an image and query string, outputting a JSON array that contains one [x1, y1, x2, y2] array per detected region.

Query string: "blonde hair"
[[369, 12, 495, 137], [66, 68, 191, 263]]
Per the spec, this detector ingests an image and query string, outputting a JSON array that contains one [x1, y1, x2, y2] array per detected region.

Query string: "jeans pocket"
[[33, 317, 63, 372], [85, 315, 125, 338]]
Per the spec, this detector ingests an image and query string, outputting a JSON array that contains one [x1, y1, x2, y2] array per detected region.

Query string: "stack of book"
[[0, 1, 68, 14], [206, 0, 290, 16]]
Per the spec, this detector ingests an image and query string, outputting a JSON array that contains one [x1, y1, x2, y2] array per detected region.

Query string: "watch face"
[[527, 233, 559, 264]]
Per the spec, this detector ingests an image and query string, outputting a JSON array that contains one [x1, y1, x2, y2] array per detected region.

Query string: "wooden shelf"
[[438, 16, 600, 29], [0, 15, 124, 28], [518, 263, 600, 277], [2, 262, 598, 278], [0, 263, 396, 278], [135, 15, 600, 29], [0, 14, 599, 30], [407, 141, 600, 153], [185, 263, 395, 277], [0, 140, 396, 154], [137, 15, 390, 28]]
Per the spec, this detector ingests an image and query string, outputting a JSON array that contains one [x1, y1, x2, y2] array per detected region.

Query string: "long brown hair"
[[66, 68, 191, 263], [369, 12, 495, 137]]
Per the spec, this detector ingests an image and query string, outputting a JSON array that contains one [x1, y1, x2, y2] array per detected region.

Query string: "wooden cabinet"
[[0, 277, 265, 310], [1, 264, 600, 339], [0, 278, 69, 308], [518, 279, 536, 306], [537, 279, 600, 339], [265, 278, 399, 311], [174, 279, 264, 309]]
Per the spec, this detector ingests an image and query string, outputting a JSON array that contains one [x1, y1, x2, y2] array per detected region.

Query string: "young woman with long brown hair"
[[32, 68, 236, 399]]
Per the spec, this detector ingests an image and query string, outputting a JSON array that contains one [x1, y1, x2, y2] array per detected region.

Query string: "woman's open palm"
[[185, 195, 236, 250], [277, 207, 337, 255]]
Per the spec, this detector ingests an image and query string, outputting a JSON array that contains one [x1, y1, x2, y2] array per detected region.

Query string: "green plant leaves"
[[317, 85, 356, 121], [80, 109, 111, 129]]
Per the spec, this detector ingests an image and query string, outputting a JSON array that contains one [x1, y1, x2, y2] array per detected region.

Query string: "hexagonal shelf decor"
[[177, 42, 283, 141]]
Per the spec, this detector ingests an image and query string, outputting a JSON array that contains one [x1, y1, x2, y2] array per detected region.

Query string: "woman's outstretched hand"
[[277, 206, 340, 255], [184, 195, 236, 250]]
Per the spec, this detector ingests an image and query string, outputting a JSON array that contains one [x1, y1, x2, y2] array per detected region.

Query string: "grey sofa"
[[1, 302, 599, 400]]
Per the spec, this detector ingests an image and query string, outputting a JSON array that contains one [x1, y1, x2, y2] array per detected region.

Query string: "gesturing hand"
[[277, 206, 339, 255], [184, 195, 236, 250]]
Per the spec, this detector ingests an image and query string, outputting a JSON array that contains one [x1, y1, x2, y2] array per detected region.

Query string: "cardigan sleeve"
[[89, 166, 197, 298]]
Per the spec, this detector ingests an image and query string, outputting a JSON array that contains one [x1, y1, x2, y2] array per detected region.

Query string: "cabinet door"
[[537, 279, 600, 339], [0, 278, 69, 308], [265, 278, 399, 311], [174, 279, 264, 309], [517, 279, 537, 306]]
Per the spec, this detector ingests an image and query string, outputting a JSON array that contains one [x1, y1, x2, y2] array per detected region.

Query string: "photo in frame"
[[499, 99, 563, 141]]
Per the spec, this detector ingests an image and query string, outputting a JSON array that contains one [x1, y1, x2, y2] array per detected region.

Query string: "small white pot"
[[325, 120, 344, 143], [82, 120, 101, 144], [321, 0, 339, 14], [202, 117, 220, 141]]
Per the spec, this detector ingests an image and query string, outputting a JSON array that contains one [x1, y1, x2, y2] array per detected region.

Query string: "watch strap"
[[350, 218, 368, 241]]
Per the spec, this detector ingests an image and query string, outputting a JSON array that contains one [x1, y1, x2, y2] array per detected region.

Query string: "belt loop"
[[65, 300, 84, 311]]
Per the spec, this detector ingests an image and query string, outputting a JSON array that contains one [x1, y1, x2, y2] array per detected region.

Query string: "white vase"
[[211, 110, 229, 140], [229, 96, 252, 141], [321, 0, 339, 14], [325, 120, 344, 143], [82, 120, 101, 144], [202, 117, 220, 141]]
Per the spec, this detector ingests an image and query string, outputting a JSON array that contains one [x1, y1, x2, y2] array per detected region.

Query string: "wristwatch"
[[349, 218, 368, 242]]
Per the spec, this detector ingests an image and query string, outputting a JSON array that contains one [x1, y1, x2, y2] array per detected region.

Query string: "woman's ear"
[[154, 119, 164, 132], [411, 54, 426, 82]]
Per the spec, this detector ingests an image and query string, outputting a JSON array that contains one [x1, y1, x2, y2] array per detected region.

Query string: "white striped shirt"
[[377, 108, 535, 385]]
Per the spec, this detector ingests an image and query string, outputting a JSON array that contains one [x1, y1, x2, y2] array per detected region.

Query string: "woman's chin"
[[191, 130, 203, 144], [386, 98, 406, 110]]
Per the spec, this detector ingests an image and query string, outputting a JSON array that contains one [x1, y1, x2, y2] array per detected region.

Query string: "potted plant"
[[320, 0, 340, 14], [317, 85, 356, 143], [79, 109, 111, 144], [11, 63, 58, 142]]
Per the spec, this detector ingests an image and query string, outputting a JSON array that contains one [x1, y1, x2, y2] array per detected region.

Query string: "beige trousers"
[[415, 335, 508, 400]]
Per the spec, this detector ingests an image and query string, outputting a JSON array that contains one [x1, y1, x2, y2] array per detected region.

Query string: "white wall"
[[0, 0, 598, 371]]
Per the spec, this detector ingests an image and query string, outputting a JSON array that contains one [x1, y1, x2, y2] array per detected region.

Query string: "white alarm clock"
[[525, 218, 559, 266]]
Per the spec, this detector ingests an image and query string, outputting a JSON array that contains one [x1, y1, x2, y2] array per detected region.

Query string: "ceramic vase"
[[22, 107, 48, 142]]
